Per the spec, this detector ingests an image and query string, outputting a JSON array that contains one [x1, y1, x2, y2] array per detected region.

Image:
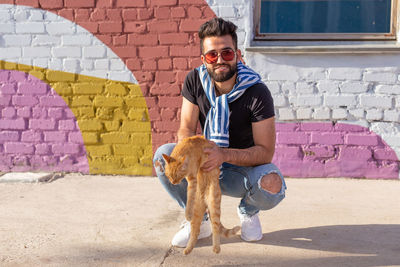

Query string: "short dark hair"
[[198, 18, 238, 53]]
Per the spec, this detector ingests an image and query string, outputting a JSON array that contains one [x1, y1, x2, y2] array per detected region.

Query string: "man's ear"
[[237, 49, 245, 65], [201, 54, 206, 65], [162, 154, 171, 164]]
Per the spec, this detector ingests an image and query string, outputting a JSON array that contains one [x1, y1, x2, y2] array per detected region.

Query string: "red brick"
[[113, 46, 137, 58], [161, 108, 176, 120], [107, 9, 122, 21], [78, 22, 98, 33], [155, 7, 170, 19], [65, 0, 94, 7], [152, 132, 175, 146], [173, 58, 188, 69], [180, 19, 208, 32], [113, 35, 127, 46], [153, 121, 180, 132], [75, 9, 90, 21], [151, 0, 177, 6], [58, 9, 74, 21], [156, 71, 176, 83], [116, 0, 145, 7], [150, 83, 180, 95], [144, 96, 157, 107], [138, 82, 149, 95], [188, 57, 202, 69], [179, 0, 203, 4], [137, 9, 153, 20], [170, 45, 200, 57], [171, 7, 185, 18], [158, 96, 181, 108], [203, 7, 216, 18], [126, 59, 141, 70], [122, 9, 137, 21], [148, 21, 178, 33], [188, 6, 202, 18], [124, 21, 146, 33], [99, 22, 123, 33], [0, 0, 14, 4], [96, 0, 113, 7], [134, 71, 154, 82], [159, 33, 189, 45], [127, 33, 158, 46], [97, 34, 112, 45], [158, 58, 172, 70], [90, 9, 106, 21], [39, 0, 62, 9], [142, 60, 157, 71], [176, 70, 188, 83], [16, 0, 38, 7], [138, 46, 169, 59]]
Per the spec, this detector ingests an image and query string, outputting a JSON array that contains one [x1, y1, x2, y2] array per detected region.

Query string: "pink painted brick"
[[365, 161, 399, 179], [52, 144, 80, 154], [334, 123, 366, 132], [48, 108, 63, 119], [339, 147, 372, 160], [0, 96, 11, 106], [17, 107, 32, 118], [276, 132, 309, 145], [21, 130, 42, 142], [9, 71, 27, 82], [303, 145, 335, 158], [44, 131, 66, 142], [29, 119, 56, 130], [0, 131, 19, 142], [35, 144, 50, 155], [300, 122, 334, 132], [58, 120, 76, 130], [4, 142, 34, 154], [68, 132, 83, 143], [39, 96, 67, 107], [0, 70, 10, 80], [2, 107, 16, 118], [275, 122, 299, 132], [65, 108, 76, 118], [0, 119, 26, 130], [32, 107, 47, 119], [274, 145, 302, 160], [373, 148, 399, 161], [0, 83, 16, 94], [345, 134, 379, 146], [12, 95, 39, 107], [311, 133, 344, 145], [17, 82, 48, 95]]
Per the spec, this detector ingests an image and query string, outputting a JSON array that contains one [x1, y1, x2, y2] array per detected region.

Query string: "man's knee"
[[259, 173, 282, 194]]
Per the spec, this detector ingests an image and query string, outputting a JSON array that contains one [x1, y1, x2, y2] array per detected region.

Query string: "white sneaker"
[[171, 219, 212, 247], [237, 208, 263, 241]]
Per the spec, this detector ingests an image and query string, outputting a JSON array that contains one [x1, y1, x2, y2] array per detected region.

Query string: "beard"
[[206, 62, 237, 82]]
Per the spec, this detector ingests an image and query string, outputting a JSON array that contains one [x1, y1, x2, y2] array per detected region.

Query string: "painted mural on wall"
[[0, 0, 399, 178]]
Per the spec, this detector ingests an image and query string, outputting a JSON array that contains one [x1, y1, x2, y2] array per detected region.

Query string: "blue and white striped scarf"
[[197, 61, 262, 147]]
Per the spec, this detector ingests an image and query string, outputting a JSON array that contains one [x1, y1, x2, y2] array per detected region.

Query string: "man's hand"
[[201, 141, 225, 172]]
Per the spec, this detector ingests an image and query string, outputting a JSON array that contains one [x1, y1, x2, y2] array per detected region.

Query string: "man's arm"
[[177, 98, 200, 142], [202, 117, 276, 171]]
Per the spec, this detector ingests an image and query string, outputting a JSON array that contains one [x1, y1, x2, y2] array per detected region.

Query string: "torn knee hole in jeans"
[[154, 159, 165, 173], [258, 171, 282, 195]]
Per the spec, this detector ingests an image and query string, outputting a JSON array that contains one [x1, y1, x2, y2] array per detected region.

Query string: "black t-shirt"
[[182, 69, 275, 149]]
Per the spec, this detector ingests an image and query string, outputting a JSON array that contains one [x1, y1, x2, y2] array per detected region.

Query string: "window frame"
[[254, 0, 398, 41]]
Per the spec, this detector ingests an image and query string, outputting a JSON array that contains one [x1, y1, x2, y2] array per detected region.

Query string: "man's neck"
[[214, 73, 237, 96]]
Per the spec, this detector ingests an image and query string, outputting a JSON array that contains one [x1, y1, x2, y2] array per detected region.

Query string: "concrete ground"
[[0, 174, 399, 267]]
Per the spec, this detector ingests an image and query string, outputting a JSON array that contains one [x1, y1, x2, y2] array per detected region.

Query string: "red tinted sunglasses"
[[203, 48, 236, 64]]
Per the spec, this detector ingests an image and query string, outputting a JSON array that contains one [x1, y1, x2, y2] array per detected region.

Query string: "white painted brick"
[[328, 68, 362, 80], [281, 82, 295, 94], [219, 6, 236, 17], [296, 108, 312, 119], [95, 59, 109, 70], [106, 49, 119, 59], [28, 10, 44, 21], [33, 58, 49, 68], [360, 95, 393, 108], [317, 80, 339, 93], [332, 108, 348, 120], [16, 22, 45, 33], [265, 81, 280, 94], [298, 68, 326, 80], [349, 108, 365, 119], [84, 70, 108, 78], [32, 35, 61, 46], [0, 48, 21, 59], [44, 11, 59, 21], [366, 109, 383, 121], [375, 84, 400, 95], [3, 35, 31, 46], [46, 22, 76, 35], [313, 108, 331, 120], [110, 59, 125, 71], [0, 10, 11, 21], [370, 122, 400, 135], [296, 82, 315, 94], [84, 46, 106, 58], [19, 58, 31, 66], [63, 59, 80, 70], [273, 96, 287, 107], [268, 69, 299, 81], [0, 23, 14, 33], [340, 82, 369, 93], [22, 47, 51, 58], [383, 110, 400, 122], [396, 96, 400, 108], [49, 58, 62, 69], [14, 9, 28, 21], [52, 47, 81, 58], [324, 95, 357, 107], [289, 95, 322, 107], [81, 60, 94, 70], [62, 35, 92, 46], [363, 71, 397, 83], [278, 108, 295, 121], [109, 71, 135, 83], [338, 120, 370, 129]]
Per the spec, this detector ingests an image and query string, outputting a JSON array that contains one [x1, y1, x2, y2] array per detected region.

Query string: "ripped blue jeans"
[[153, 143, 287, 217]]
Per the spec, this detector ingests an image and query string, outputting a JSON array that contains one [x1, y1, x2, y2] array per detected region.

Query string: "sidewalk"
[[0, 174, 399, 267]]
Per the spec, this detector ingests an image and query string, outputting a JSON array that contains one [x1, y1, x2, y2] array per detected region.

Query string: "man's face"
[[201, 35, 240, 82]]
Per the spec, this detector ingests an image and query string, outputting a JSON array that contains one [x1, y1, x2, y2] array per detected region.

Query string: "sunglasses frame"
[[203, 48, 236, 64]]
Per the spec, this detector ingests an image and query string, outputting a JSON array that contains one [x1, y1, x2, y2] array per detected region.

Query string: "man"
[[153, 17, 286, 247]]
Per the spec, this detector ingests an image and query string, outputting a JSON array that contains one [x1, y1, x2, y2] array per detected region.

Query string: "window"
[[254, 0, 397, 41]]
